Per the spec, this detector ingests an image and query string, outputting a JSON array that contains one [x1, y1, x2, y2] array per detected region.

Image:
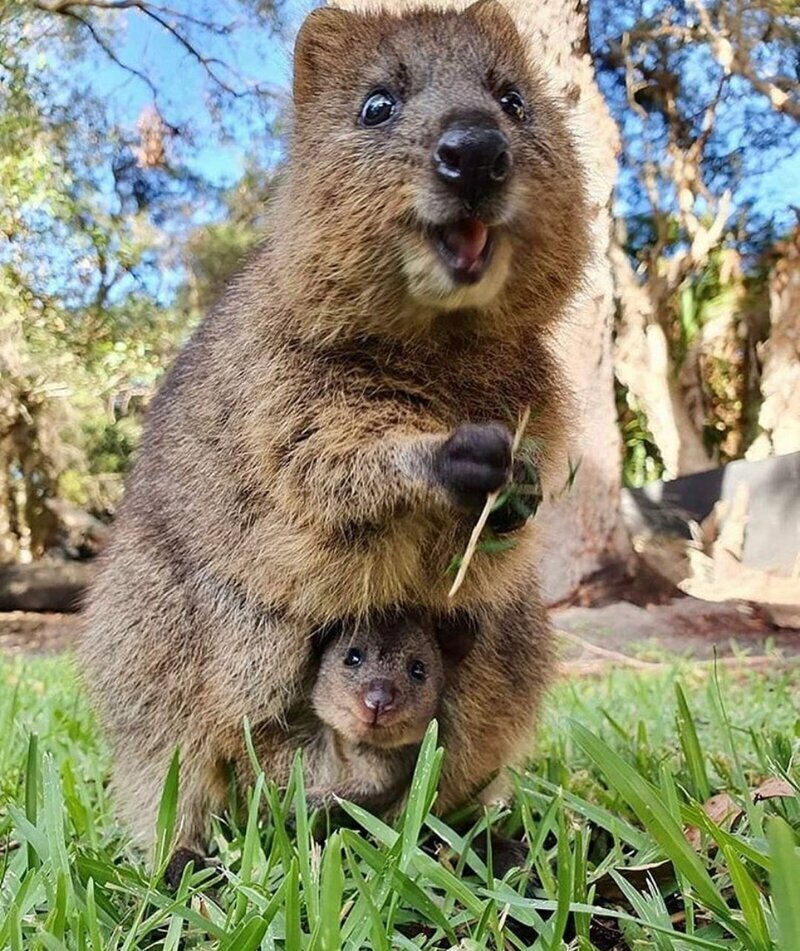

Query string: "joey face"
[[311, 616, 445, 749], [291, 1, 587, 328]]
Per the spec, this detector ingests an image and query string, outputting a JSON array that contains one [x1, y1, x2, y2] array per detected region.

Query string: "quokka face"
[[288, 1, 587, 329], [312, 613, 445, 749]]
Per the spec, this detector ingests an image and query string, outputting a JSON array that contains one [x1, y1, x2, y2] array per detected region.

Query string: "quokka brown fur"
[[80, 0, 589, 856]]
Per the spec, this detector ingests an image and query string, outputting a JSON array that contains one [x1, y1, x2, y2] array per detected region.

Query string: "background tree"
[[592, 0, 800, 479], [494, 0, 631, 602], [748, 226, 800, 459], [0, 0, 282, 560]]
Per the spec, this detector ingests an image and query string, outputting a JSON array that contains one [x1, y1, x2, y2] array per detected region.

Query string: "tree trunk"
[[747, 228, 800, 460], [504, 0, 630, 601], [0, 447, 18, 564], [333, 0, 629, 603], [611, 239, 711, 478]]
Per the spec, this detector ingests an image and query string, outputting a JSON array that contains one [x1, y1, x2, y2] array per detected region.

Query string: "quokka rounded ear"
[[293, 7, 361, 109], [464, 0, 520, 39], [309, 617, 347, 657]]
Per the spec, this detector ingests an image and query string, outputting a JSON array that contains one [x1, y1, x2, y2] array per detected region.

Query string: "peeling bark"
[[748, 229, 800, 460], [611, 240, 711, 478]]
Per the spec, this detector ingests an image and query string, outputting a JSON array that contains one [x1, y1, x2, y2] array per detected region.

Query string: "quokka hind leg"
[[113, 740, 229, 870], [434, 595, 554, 814]]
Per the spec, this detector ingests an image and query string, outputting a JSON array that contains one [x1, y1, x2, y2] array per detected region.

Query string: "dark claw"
[[488, 502, 529, 535], [488, 458, 542, 534], [482, 833, 531, 878], [164, 847, 205, 890]]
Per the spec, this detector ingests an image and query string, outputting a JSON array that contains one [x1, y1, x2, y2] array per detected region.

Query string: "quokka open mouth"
[[431, 218, 495, 285]]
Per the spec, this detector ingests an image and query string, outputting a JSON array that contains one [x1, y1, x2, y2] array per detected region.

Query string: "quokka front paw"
[[164, 847, 206, 890], [434, 422, 513, 508]]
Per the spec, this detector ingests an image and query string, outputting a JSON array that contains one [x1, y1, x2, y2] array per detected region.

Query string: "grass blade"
[[675, 683, 711, 802], [310, 831, 344, 950], [153, 749, 180, 872], [769, 818, 800, 951], [24, 733, 39, 871], [571, 721, 738, 932]]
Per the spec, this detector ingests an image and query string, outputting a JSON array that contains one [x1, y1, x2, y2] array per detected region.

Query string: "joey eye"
[[343, 647, 364, 668], [499, 88, 528, 123], [360, 89, 397, 127], [409, 660, 426, 683]]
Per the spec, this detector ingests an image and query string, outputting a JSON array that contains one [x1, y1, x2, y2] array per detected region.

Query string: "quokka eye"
[[360, 89, 397, 127], [409, 660, 427, 683], [499, 87, 528, 123], [344, 647, 364, 668]]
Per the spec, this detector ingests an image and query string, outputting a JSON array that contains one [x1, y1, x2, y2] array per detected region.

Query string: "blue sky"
[[69, 0, 317, 187], [42, 1, 800, 240]]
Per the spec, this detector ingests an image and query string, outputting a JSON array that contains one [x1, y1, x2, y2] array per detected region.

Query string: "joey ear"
[[434, 611, 478, 668], [310, 617, 346, 658], [464, 0, 519, 39], [293, 7, 360, 108]]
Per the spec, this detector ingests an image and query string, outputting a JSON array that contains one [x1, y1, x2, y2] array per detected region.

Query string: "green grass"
[[1, 655, 799, 949]]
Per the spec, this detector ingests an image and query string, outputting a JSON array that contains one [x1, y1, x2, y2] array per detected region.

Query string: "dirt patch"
[[3, 593, 798, 675], [555, 596, 800, 675], [0, 612, 80, 655]]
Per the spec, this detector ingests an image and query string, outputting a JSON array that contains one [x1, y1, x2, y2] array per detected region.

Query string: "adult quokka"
[[80, 0, 589, 858]]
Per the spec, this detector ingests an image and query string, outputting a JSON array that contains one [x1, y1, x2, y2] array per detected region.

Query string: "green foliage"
[[2, 656, 799, 948], [674, 250, 771, 464], [0, 20, 177, 540], [0, 4, 276, 553], [179, 160, 275, 317], [615, 378, 665, 487]]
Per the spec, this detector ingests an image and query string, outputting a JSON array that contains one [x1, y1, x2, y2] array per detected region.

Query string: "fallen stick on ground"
[[558, 629, 800, 677], [556, 628, 658, 669]]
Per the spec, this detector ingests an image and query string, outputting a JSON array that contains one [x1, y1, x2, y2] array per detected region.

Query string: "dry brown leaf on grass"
[[684, 793, 742, 849], [684, 778, 797, 848], [593, 778, 796, 916], [753, 776, 796, 801]]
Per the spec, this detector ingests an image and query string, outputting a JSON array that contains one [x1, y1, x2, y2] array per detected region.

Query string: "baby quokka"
[[167, 611, 472, 886], [307, 610, 473, 812]]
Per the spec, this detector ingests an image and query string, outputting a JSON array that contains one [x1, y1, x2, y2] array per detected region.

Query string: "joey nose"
[[362, 679, 396, 720], [433, 122, 511, 204]]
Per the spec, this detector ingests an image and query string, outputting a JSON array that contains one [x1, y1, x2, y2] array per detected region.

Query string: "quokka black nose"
[[433, 119, 511, 205]]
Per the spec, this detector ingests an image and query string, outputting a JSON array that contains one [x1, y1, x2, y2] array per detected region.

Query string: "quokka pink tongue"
[[443, 219, 489, 272]]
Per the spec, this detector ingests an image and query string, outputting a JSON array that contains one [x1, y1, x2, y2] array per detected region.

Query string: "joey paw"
[[435, 422, 513, 508], [306, 792, 333, 813]]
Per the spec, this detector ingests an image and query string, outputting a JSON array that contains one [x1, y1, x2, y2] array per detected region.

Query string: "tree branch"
[[34, 0, 233, 33], [31, 0, 276, 105], [688, 0, 800, 121], [42, 6, 182, 131]]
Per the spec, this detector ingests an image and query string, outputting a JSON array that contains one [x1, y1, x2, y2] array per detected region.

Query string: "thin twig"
[[556, 628, 659, 669], [31, 0, 275, 104], [448, 406, 531, 599], [562, 651, 799, 679]]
